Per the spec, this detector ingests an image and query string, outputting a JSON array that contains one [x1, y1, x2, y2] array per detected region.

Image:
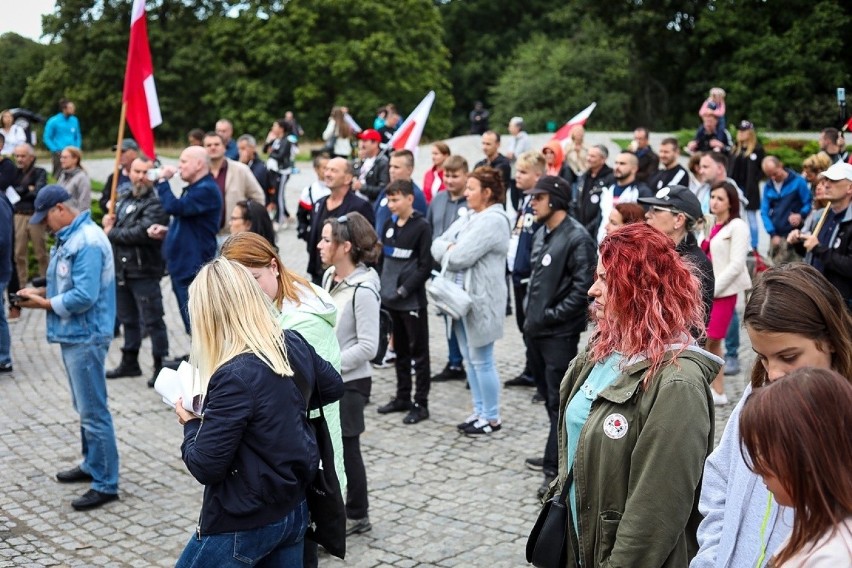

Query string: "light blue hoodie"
[[691, 384, 794, 568]]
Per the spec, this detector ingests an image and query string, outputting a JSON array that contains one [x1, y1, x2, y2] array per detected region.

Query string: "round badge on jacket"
[[380, 197, 388, 207], [541, 253, 552, 267], [603, 413, 629, 439], [386, 228, 394, 239], [590, 194, 600, 204]]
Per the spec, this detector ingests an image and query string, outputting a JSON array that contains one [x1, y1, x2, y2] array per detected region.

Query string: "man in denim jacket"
[[17, 185, 120, 511]]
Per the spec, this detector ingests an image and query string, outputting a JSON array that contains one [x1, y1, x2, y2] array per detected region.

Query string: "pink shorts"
[[707, 294, 737, 341]]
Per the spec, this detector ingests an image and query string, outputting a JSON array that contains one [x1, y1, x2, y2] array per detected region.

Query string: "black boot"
[[147, 356, 162, 388], [161, 354, 189, 371], [106, 350, 142, 379]]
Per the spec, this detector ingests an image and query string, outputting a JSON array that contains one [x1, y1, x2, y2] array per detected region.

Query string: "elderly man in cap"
[[16, 185, 120, 511], [522, 175, 597, 498], [640, 185, 715, 326], [789, 161, 852, 308], [99, 138, 139, 214], [352, 128, 389, 204]]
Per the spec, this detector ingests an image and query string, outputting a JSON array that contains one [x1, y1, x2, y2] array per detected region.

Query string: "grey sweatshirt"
[[323, 264, 381, 383], [691, 384, 794, 568]]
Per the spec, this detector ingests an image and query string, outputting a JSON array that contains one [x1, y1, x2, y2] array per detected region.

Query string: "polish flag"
[[552, 102, 597, 142], [123, 0, 162, 160], [388, 91, 435, 152]]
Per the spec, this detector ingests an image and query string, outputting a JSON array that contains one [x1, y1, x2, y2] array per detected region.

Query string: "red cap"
[[358, 129, 382, 142]]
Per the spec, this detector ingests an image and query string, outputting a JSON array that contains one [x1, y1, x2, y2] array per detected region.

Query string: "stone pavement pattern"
[[1, 134, 754, 567]]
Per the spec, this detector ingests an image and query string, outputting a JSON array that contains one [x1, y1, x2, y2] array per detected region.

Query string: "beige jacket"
[[219, 158, 265, 234], [708, 217, 752, 297], [774, 517, 852, 567]]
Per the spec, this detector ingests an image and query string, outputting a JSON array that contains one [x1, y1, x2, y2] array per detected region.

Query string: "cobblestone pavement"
[[1, 134, 755, 567]]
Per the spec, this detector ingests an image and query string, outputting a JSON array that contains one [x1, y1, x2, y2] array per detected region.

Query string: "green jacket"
[[277, 282, 346, 492], [546, 346, 721, 568]]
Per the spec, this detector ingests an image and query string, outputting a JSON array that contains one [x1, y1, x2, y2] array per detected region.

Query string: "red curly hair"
[[590, 223, 705, 384]]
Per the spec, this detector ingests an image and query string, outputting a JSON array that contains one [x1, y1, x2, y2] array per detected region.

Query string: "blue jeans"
[[176, 500, 308, 567], [0, 280, 10, 366], [60, 341, 119, 494], [725, 310, 740, 359], [444, 315, 463, 368], [746, 210, 760, 250], [171, 277, 192, 334], [453, 321, 501, 421]]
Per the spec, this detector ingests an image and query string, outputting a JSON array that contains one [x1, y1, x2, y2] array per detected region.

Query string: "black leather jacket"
[[573, 165, 613, 237], [524, 215, 597, 338], [356, 154, 389, 203], [107, 187, 170, 281]]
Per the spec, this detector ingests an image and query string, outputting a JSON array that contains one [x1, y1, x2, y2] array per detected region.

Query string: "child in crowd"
[[376, 179, 433, 425], [296, 153, 331, 242], [739, 368, 852, 567], [699, 87, 727, 131], [426, 155, 469, 383]]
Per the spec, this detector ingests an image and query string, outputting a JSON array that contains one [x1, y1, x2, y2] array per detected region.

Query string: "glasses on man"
[[649, 205, 680, 215]]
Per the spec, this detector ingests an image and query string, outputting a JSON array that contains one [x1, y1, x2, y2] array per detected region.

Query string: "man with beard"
[[101, 158, 171, 387], [596, 152, 652, 242], [649, 137, 689, 192]]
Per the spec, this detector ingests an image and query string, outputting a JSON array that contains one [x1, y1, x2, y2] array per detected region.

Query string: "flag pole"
[[810, 203, 832, 237], [107, 102, 128, 217]]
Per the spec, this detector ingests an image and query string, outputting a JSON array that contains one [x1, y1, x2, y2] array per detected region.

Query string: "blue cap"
[[29, 185, 72, 224]]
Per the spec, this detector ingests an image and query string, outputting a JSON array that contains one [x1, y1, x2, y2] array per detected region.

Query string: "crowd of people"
[[0, 90, 850, 567]]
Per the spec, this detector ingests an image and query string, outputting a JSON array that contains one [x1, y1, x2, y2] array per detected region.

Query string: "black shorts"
[[340, 377, 371, 437]]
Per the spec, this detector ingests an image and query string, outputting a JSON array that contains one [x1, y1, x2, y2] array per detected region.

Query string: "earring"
[[274, 272, 280, 277]]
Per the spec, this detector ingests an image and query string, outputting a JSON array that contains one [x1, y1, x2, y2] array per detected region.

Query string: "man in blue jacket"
[[43, 100, 82, 178], [147, 146, 221, 334], [17, 185, 119, 511], [761, 156, 811, 265]]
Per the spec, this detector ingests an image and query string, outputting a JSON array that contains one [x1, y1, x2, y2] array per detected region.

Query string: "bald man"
[[149, 146, 222, 334], [596, 151, 652, 242]]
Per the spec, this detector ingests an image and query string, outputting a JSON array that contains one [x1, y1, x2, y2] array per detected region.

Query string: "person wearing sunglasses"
[[640, 185, 715, 331]]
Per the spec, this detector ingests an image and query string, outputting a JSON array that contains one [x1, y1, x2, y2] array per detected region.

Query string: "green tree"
[[489, 23, 632, 133], [0, 33, 52, 111]]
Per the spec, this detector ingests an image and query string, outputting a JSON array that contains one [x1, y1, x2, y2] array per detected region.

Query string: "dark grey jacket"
[[107, 187, 170, 280]]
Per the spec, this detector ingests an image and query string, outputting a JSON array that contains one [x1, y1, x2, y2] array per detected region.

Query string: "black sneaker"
[[346, 517, 372, 536], [463, 419, 502, 435], [71, 489, 119, 511], [531, 392, 545, 403], [56, 466, 93, 483], [538, 473, 556, 499], [377, 398, 412, 414], [504, 373, 536, 387], [525, 457, 544, 471], [457, 413, 479, 430], [0, 362, 12, 373], [431, 364, 466, 382], [402, 403, 429, 424]]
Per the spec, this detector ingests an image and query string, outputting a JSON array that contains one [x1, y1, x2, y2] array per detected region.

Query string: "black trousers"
[[389, 307, 430, 406], [341, 379, 370, 520], [116, 277, 169, 358], [529, 333, 580, 474], [513, 281, 533, 377]]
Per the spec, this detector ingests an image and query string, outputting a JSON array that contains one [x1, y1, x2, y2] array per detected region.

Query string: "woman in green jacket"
[[545, 223, 722, 567]]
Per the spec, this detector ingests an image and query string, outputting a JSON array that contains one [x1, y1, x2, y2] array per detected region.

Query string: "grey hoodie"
[[691, 384, 794, 568], [323, 264, 381, 383]]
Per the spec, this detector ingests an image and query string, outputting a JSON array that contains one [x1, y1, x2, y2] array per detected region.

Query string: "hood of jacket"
[[281, 281, 338, 328]]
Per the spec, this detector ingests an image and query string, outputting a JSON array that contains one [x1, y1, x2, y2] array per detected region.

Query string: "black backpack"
[[351, 284, 393, 365]]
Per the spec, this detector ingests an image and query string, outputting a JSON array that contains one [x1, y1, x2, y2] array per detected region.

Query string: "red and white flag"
[[552, 102, 597, 142], [388, 91, 435, 152], [123, 0, 162, 160]]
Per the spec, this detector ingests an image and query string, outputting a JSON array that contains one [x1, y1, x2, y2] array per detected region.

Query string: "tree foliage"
[[0, 33, 52, 113]]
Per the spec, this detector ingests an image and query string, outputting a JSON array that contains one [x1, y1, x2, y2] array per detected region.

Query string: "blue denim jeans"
[[0, 280, 10, 367], [725, 310, 740, 359], [443, 315, 464, 368], [746, 210, 760, 250], [60, 341, 119, 494], [453, 321, 501, 421], [171, 277, 192, 334], [176, 500, 308, 568]]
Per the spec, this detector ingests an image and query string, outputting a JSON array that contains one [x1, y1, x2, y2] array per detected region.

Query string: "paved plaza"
[[0, 135, 755, 567]]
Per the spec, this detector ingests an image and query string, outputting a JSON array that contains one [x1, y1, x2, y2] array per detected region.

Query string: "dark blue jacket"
[[0, 193, 12, 283], [512, 195, 540, 285], [157, 175, 221, 282], [182, 330, 344, 535], [760, 169, 811, 237]]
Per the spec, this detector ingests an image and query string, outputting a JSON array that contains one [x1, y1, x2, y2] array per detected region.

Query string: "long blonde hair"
[[188, 258, 292, 395]]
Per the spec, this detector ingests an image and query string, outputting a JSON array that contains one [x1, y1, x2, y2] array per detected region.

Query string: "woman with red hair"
[[540, 222, 722, 566]]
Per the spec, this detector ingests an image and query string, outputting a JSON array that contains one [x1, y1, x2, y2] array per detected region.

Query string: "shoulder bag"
[[426, 255, 472, 320], [526, 479, 570, 568]]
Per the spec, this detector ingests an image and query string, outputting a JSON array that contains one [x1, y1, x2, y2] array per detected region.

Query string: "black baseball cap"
[[637, 185, 702, 221], [528, 175, 572, 205]]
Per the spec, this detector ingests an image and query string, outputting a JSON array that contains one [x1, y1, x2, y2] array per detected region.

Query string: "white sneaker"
[[712, 390, 729, 406]]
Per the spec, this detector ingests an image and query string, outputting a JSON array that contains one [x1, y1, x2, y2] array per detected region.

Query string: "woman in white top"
[[322, 107, 353, 159], [702, 180, 751, 405], [739, 367, 852, 567], [0, 110, 27, 155]]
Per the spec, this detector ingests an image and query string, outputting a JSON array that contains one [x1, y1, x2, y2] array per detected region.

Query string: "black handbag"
[[526, 479, 571, 568], [294, 374, 346, 559]]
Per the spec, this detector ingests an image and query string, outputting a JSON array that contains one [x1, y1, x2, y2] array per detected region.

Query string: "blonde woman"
[[174, 258, 343, 566], [563, 125, 588, 176], [57, 146, 91, 212]]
